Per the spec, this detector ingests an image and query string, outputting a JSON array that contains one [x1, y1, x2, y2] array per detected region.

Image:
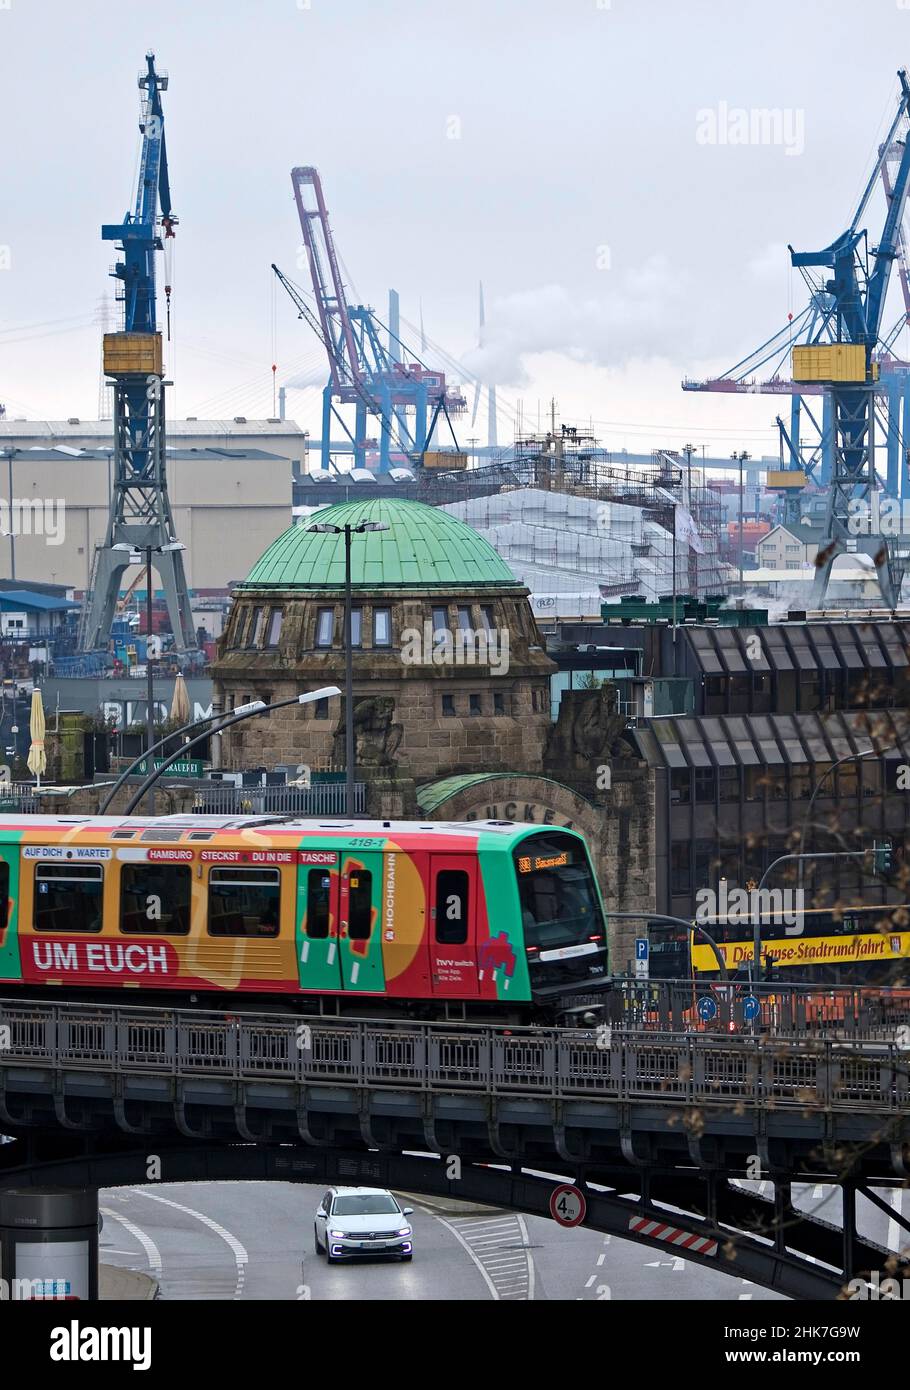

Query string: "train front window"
[[514, 834, 601, 951]]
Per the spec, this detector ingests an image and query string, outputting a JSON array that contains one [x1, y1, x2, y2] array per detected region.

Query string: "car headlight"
[[397, 1226, 412, 1236], [329, 1230, 346, 1239]]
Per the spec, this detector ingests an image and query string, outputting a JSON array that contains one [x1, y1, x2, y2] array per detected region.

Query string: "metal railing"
[[190, 782, 366, 816], [0, 998, 906, 1111], [0, 783, 39, 812], [604, 978, 910, 1041]]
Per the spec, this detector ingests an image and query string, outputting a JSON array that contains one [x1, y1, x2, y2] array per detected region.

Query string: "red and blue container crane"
[[276, 166, 465, 473]]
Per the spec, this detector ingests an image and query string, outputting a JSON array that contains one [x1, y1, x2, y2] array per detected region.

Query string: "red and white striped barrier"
[[628, 1216, 718, 1257]]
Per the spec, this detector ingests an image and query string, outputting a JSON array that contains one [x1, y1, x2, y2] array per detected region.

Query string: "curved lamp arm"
[[100, 708, 224, 814], [121, 687, 341, 816]]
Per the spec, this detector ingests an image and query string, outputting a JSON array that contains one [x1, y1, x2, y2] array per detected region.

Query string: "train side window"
[[435, 869, 468, 945], [0, 861, 8, 933], [208, 867, 280, 938], [34, 863, 104, 933], [305, 870, 331, 939], [120, 864, 191, 935], [348, 870, 372, 940]]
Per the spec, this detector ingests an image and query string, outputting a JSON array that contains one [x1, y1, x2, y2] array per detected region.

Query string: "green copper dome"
[[240, 498, 519, 591]]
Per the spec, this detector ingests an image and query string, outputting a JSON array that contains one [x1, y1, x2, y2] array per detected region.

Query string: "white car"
[[314, 1186, 414, 1263]]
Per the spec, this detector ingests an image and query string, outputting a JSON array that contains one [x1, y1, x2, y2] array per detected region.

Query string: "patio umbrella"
[[170, 671, 191, 726], [27, 689, 46, 786]]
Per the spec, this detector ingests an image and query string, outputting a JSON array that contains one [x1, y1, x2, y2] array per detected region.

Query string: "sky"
[[3, 0, 910, 461]]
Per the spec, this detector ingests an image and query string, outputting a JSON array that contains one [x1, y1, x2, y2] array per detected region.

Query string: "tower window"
[[247, 607, 264, 647], [316, 609, 334, 647], [266, 609, 284, 647]]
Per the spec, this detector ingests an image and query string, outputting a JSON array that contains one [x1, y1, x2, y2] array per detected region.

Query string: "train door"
[[0, 841, 19, 982], [428, 855, 479, 998], [297, 855, 343, 991], [338, 849, 385, 994]]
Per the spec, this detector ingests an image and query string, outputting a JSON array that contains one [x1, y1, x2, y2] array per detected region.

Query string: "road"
[[743, 1180, 909, 1264], [98, 1180, 789, 1301]]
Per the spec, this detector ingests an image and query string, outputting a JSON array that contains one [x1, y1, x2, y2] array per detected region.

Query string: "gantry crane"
[[280, 166, 465, 472], [78, 52, 194, 652], [684, 72, 910, 537], [791, 70, 910, 604]]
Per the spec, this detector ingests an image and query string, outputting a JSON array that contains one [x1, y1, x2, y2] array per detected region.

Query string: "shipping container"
[[766, 469, 807, 489], [422, 451, 468, 470], [791, 343, 866, 383], [103, 332, 164, 377]]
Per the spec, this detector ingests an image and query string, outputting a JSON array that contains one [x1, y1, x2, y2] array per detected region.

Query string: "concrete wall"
[[0, 420, 305, 591]]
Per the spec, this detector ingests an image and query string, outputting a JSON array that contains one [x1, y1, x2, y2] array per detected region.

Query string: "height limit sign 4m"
[[550, 1184, 586, 1228]]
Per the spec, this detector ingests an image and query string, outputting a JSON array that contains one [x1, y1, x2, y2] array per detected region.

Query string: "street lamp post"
[[112, 541, 186, 811], [731, 450, 750, 589], [99, 706, 240, 812], [6, 451, 14, 582], [798, 747, 892, 862], [308, 519, 389, 817], [145, 547, 154, 764], [121, 687, 341, 815], [743, 747, 896, 985], [751, 849, 878, 987], [607, 911, 730, 980]]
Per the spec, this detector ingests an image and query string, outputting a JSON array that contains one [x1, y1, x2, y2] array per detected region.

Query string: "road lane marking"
[[100, 1206, 163, 1278], [432, 1215, 501, 1300], [516, 1216, 535, 1301], [436, 1212, 535, 1300], [131, 1188, 248, 1298]]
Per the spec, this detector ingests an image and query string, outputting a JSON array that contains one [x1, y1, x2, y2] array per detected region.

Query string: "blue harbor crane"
[[78, 52, 194, 652], [789, 69, 910, 605], [684, 71, 910, 599]]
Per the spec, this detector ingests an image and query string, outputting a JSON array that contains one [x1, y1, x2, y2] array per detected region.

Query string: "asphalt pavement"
[[97, 1180, 794, 1301]]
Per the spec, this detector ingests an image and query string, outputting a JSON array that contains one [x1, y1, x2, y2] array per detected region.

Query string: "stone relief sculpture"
[[333, 696, 404, 768]]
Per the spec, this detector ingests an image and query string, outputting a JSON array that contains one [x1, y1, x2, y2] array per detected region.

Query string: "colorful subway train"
[[0, 815, 609, 1019]]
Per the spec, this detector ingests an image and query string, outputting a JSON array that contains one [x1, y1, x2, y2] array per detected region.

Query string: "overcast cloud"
[[2, 0, 910, 458]]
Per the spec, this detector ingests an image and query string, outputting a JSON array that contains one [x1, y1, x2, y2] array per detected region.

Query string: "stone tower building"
[[212, 497, 654, 967]]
